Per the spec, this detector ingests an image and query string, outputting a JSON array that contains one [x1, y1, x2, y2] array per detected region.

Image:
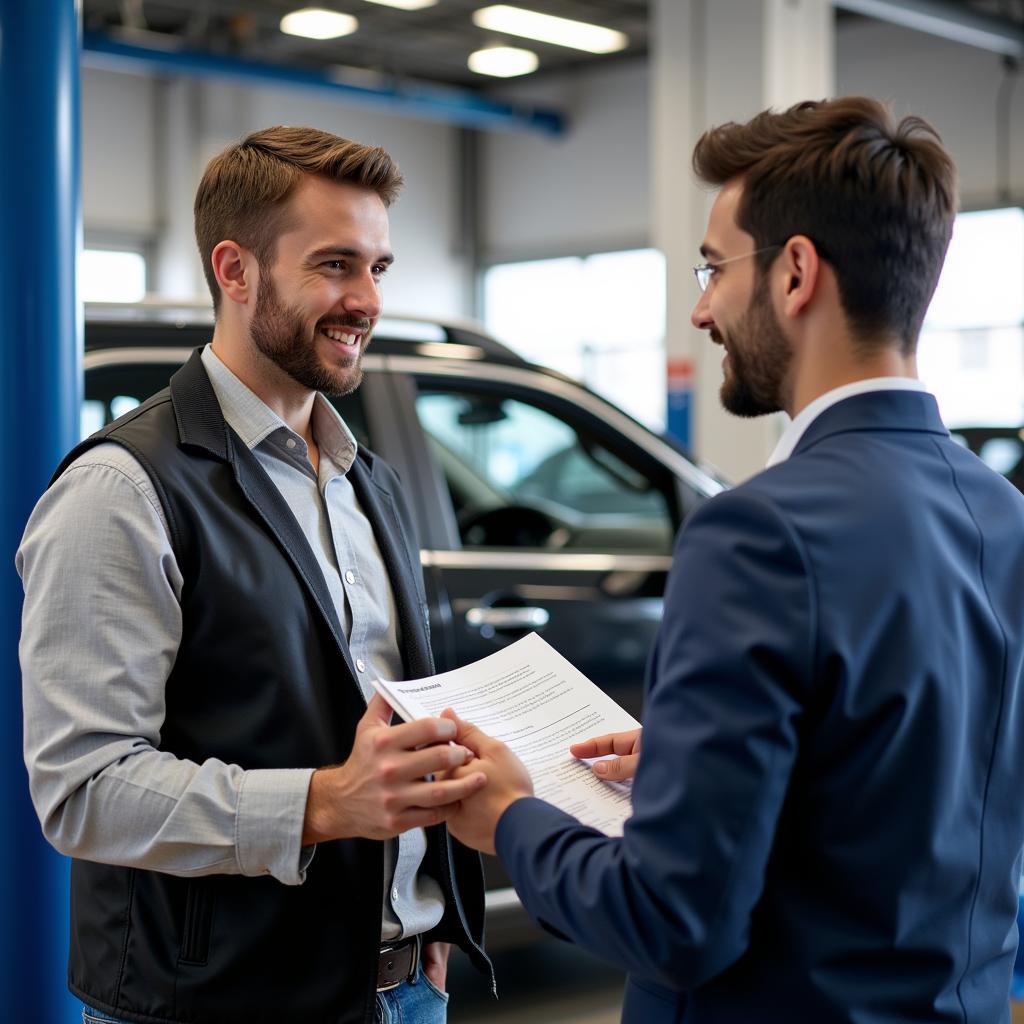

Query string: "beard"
[[249, 268, 371, 397], [717, 273, 791, 417]]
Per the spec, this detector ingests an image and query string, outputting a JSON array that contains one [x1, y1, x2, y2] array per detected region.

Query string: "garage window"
[[483, 249, 666, 431], [81, 248, 148, 303], [919, 206, 1024, 428]]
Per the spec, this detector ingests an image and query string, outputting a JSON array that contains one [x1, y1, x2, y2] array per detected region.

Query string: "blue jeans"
[[83, 966, 448, 1024], [376, 964, 449, 1024], [82, 1010, 126, 1024]]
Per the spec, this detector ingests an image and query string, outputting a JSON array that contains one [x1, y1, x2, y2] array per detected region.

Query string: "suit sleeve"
[[495, 488, 814, 990]]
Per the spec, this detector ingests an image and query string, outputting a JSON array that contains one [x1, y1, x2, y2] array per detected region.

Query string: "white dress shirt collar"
[[200, 344, 358, 473], [766, 377, 929, 468]]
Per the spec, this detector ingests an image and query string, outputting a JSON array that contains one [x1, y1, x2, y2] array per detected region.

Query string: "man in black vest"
[[18, 126, 492, 1024]]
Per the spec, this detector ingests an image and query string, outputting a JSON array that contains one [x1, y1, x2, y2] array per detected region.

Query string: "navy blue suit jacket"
[[496, 391, 1024, 1023]]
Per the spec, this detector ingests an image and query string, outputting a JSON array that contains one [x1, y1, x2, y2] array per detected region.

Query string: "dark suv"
[[83, 303, 726, 943]]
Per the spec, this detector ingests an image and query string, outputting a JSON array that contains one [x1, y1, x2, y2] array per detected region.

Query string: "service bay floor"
[[447, 937, 624, 1024]]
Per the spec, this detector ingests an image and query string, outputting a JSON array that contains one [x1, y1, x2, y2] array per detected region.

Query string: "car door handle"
[[465, 607, 550, 630]]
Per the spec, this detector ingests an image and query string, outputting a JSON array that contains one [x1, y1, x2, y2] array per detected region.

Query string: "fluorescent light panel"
[[468, 45, 539, 77], [280, 8, 359, 40], [472, 5, 627, 54], [362, 0, 438, 9]]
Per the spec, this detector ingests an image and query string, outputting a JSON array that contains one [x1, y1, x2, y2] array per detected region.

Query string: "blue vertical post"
[[1014, 886, 1024, 999], [666, 356, 693, 451], [0, 0, 82, 1020]]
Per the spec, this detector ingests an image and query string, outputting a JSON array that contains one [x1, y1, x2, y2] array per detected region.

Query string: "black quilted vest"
[[53, 349, 489, 1023]]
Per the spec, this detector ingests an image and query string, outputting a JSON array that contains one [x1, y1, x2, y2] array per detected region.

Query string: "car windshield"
[[415, 390, 675, 553]]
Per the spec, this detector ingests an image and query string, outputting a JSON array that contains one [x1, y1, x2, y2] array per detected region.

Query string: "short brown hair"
[[194, 125, 403, 310], [692, 97, 957, 350]]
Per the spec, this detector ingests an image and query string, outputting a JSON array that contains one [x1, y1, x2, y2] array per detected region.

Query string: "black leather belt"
[[377, 935, 420, 991]]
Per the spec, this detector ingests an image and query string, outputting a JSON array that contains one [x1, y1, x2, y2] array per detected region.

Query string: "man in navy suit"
[[442, 97, 1024, 1022]]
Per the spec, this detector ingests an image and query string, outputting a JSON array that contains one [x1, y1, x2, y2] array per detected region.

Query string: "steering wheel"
[[457, 505, 573, 549]]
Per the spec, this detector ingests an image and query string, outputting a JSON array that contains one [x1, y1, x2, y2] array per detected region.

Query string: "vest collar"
[[170, 348, 234, 459], [167, 346, 429, 682]]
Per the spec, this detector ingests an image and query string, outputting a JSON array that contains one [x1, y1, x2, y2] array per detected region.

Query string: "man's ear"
[[777, 235, 820, 320], [210, 240, 256, 307]]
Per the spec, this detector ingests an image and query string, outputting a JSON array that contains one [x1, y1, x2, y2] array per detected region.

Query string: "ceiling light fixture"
[[472, 5, 627, 54], [280, 8, 359, 40], [468, 45, 539, 77], [362, 0, 438, 9]]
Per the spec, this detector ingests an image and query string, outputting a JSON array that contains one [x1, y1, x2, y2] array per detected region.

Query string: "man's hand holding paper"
[[370, 633, 639, 841], [442, 717, 643, 855], [302, 693, 485, 845], [570, 727, 643, 783], [440, 708, 534, 855]]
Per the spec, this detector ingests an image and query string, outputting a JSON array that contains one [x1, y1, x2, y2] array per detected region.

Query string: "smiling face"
[[691, 180, 792, 417], [248, 175, 393, 397]]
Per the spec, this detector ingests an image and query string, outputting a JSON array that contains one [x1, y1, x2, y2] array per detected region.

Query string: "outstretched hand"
[[439, 708, 534, 855], [570, 727, 642, 782], [302, 694, 487, 844]]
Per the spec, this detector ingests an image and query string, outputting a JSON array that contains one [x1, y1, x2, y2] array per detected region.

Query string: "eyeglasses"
[[693, 245, 781, 292]]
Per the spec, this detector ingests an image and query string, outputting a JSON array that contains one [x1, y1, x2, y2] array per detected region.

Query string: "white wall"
[[81, 67, 159, 237], [481, 60, 649, 263], [836, 19, 1024, 208], [81, 67, 469, 317]]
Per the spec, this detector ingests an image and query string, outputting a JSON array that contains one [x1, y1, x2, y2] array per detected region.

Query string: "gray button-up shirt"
[[18, 344, 443, 941]]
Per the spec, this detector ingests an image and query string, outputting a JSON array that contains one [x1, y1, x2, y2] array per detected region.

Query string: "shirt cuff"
[[235, 768, 316, 886]]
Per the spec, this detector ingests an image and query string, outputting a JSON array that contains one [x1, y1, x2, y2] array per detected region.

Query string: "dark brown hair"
[[692, 97, 957, 350], [194, 125, 403, 310]]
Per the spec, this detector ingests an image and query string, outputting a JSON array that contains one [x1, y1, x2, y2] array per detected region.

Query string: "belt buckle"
[[377, 934, 420, 992]]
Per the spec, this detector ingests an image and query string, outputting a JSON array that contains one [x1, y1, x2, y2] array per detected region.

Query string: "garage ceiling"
[[82, 0, 650, 89], [82, 0, 1024, 97]]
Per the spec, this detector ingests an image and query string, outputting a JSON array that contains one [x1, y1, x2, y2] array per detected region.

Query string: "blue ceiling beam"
[[82, 30, 568, 137]]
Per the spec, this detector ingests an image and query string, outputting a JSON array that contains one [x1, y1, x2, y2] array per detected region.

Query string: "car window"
[[414, 388, 675, 553], [83, 361, 371, 448]]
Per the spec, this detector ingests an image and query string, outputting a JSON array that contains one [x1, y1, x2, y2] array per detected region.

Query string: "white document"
[[372, 632, 639, 836]]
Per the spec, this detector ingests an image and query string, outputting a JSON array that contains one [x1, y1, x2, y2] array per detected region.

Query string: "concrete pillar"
[[0, 0, 83, 1018], [154, 77, 206, 300], [652, 0, 834, 483]]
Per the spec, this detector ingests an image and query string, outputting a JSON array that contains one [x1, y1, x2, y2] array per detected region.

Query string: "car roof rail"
[[84, 300, 525, 363]]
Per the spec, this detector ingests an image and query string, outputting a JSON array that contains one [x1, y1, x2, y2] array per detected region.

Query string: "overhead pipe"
[[835, 0, 1024, 58], [82, 29, 568, 136]]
